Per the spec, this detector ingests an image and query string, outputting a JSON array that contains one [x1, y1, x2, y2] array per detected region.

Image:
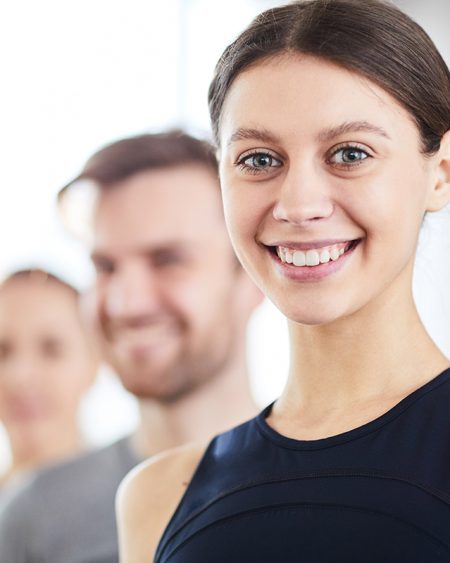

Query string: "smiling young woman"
[[117, 2, 450, 561]]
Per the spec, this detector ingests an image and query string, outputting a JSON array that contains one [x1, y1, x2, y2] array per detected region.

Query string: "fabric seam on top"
[[162, 500, 450, 562], [155, 470, 450, 562]]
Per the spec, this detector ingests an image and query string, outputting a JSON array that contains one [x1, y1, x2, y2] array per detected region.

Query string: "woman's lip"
[[267, 239, 360, 281], [263, 238, 360, 251]]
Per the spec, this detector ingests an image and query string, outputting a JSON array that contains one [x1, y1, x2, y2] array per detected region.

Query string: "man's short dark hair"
[[57, 130, 219, 240], [58, 129, 218, 202]]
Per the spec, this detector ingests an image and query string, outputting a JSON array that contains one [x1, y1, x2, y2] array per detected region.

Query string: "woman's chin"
[[274, 297, 354, 328]]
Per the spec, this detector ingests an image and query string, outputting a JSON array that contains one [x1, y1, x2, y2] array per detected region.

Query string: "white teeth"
[[276, 241, 355, 268], [330, 248, 340, 261], [306, 250, 320, 266], [320, 249, 330, 263], [293, 250, 306, 266]]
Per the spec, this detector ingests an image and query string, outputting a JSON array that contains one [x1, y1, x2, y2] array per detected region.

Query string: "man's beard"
[[104, 330, 236, 404]]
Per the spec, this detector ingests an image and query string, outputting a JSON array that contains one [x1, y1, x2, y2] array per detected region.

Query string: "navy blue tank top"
[[156, 368, 450, 562]]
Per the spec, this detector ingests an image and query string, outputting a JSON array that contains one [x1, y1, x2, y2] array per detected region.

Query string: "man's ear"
[[427, 130, 450, 212]]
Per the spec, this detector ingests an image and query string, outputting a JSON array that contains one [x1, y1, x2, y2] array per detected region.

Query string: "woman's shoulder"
[[116, 442, 208, 563]]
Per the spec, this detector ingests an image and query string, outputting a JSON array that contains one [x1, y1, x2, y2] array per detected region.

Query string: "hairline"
[[215, 49, 436, 156]]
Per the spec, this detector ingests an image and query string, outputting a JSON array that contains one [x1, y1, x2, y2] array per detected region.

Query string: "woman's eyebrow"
[[226, 121, 391, 147], [317, 120, 391, 142], [227, 127, 281, 146]]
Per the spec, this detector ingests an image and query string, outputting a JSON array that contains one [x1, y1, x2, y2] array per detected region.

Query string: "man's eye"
[[41, 339, 63, 358], [153, 252, 183, 267], [237, 152, 282, 173], [93, 259, 115, 274], [0, 342, 11, 360]]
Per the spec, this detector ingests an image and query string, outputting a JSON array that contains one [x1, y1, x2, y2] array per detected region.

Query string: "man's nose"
[[104, 263, 162, 320]]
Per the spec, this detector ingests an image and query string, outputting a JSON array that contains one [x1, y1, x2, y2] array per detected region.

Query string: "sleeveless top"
[[155, 368, 450, 562]]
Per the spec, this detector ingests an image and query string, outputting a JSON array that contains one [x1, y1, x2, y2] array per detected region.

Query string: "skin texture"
[[117, 56, 450, 562], [0, 280, 97, 482]]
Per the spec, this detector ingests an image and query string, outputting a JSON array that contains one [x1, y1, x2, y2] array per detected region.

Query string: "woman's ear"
[[426, 130, 450, 212]]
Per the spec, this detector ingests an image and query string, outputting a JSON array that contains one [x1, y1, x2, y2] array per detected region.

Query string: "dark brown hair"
[[208, 0, 450, 154], [58, 129, 218, 203]]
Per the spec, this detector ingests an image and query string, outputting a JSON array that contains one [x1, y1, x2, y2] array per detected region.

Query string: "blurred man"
[[0, 131, 261, 563], [0, 269, 97, 488]]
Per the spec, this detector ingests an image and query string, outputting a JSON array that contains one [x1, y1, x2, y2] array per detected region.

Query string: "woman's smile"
[[219, 54, 435, 325], [267, 238, 362, 282]]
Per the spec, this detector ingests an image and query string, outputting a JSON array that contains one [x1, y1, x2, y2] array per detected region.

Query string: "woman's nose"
[[272, 163, 334, 225]]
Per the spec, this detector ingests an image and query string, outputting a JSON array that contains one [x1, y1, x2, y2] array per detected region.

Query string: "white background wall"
[[0, 0, 449, 470]]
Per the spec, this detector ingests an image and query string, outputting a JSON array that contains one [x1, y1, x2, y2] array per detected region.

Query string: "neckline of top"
[[255, 367, 450, 451]]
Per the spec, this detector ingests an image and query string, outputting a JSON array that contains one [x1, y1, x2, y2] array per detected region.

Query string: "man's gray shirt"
[[0, 437, 139, 563]]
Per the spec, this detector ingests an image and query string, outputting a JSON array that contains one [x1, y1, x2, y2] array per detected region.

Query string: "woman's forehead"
[[220, 54, 417, 147]]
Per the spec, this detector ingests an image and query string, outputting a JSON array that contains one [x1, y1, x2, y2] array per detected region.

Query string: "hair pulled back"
[[1, 268, 79, 297], [208, 0, 450, 154]]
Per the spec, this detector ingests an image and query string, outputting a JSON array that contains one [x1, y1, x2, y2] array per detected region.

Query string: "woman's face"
[[0, 281, 96, 447], [219, 54, 442, 325]]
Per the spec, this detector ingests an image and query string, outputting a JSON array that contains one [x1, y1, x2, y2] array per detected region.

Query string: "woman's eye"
[[329, 146, 370, 167], [237, 152, 282, 173]]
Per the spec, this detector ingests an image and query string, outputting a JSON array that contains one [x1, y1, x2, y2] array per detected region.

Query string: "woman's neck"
[[4, 424, 86, 484], [273, 280, 449, 437]]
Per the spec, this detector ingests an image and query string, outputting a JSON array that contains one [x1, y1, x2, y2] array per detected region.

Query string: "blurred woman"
[[0, 269, 98, 487]]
